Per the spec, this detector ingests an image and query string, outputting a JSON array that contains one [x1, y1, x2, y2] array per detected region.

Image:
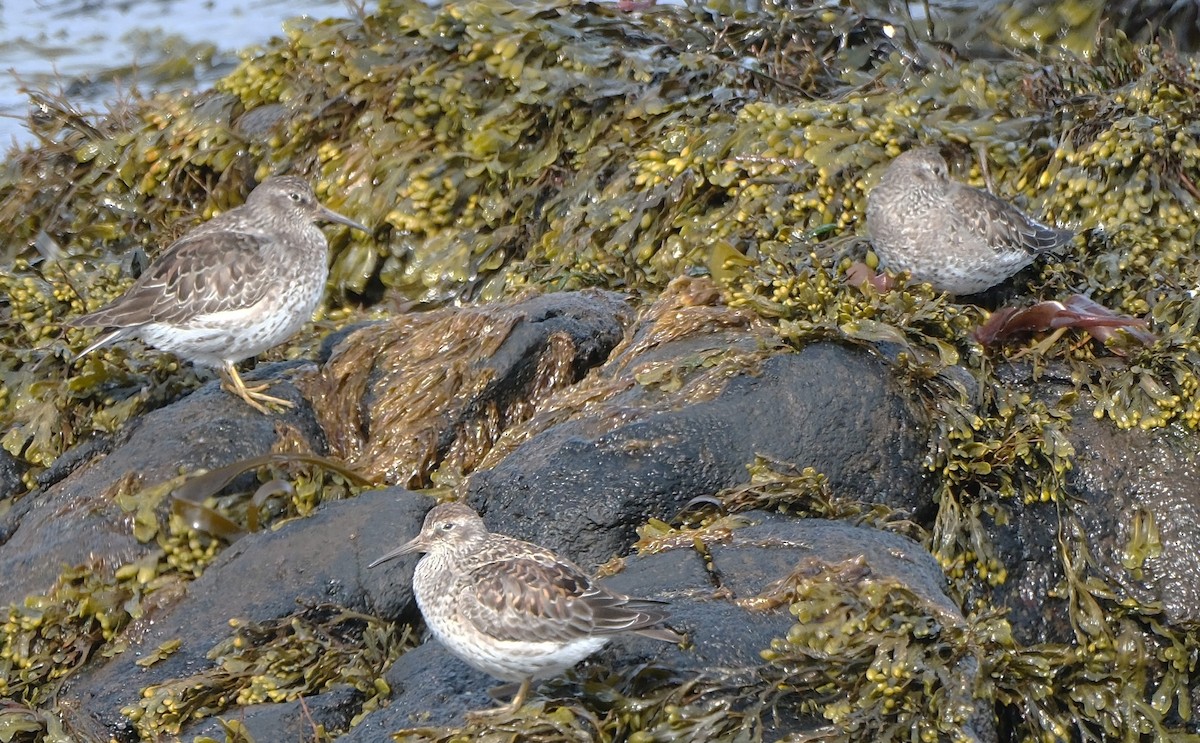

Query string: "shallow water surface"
[[0, 0, 353, 148]]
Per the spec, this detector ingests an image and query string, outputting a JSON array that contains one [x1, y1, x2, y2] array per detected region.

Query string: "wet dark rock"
[[346, 511, 970, 737], [1067, 411, 1200, 626], [182, 684, 361, 741], [0, 365, 324, 607], [47, 474, 980, 739], [0, 447, 25, 502], [974, 497, 1068, 645], [469, 342, 933, 570], [476, 289, 634, 376], [59, 487, 428, 739], [602, 512, 965, 672], [702, 513, 958, 614], [341, 641, 495, 737], [305, 289, 635, 486], [8, 282, 1002, 740], [980, 392, 1200, 645], [30, 432, 110, 492]]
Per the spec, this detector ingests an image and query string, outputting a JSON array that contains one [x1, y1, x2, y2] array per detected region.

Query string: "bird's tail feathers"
[[620, 598, 683, 642], [633, 625, 685, 644], [1035, 224, 1076, 256], [73, 328, 128, 360]]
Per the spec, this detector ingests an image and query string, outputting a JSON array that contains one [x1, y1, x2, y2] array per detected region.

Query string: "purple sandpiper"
[[369, 502, 682, 717], [865, 147, 1074, 294], [67, 176, 368, 414]]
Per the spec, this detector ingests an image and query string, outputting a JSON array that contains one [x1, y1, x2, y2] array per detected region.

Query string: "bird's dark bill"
[[320, 206, 369, 233], [367, 536, 424, 568]]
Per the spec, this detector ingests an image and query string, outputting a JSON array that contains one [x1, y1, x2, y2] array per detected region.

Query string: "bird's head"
[[890, 147, 950, 185], [368, 502, 487, 567], [250, 176, 369, 233]]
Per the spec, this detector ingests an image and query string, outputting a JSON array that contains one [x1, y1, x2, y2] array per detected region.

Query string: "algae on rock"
[[1, 0, 1200, 741]]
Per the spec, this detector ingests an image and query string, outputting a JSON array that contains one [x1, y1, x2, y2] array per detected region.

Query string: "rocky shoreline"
[[2, 1, 1200, 741]]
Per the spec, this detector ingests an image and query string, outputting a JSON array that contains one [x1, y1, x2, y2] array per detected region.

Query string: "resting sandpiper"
[[68, 176, 368, 413], [866, 148, 1073, 294], [369, 502, 681, 717]]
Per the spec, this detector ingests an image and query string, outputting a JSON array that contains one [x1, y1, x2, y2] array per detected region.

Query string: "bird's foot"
[[220, 379, 295, 414], [220, 362, 296, 415], [467, 679, 530, 721], [466, 700, 520, 722]]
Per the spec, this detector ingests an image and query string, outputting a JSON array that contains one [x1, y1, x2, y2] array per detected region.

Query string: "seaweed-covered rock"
[[955, 376, 1200, 647], [33, 482, 980, 742], [348, 511, 980, 741], [0, 366, 323, 608], [2, 0, 1200, 741], [339, 640, 495, 736], [1066, 411, 1200, 627], [303, 289, 634, 487], [182, 685, 361, 742], [58, 487, 427, 740], [467, 281, 932, 569]]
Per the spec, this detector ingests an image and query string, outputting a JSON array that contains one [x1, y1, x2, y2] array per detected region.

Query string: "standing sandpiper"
[[369, 502, 682, 717], [67, 176, 368, 414], [866, 148, 1074, 294]]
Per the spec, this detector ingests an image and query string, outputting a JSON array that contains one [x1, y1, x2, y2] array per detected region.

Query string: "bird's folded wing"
[[71, 231, 275, 327], [968, 189, 1072, 257], [459, 550, 670, 644]]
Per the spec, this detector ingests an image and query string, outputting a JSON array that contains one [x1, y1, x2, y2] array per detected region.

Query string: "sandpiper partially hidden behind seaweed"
[[866, 148, 1074, 294], [369, 502, 682, 717], [67, 176, 368, 414]]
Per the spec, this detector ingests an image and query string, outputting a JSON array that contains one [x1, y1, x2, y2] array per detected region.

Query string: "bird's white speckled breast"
[[412, 553, 608, 682], [139, 231, 328, 368]]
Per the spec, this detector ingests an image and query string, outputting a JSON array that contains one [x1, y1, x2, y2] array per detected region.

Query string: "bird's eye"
[[289, 192, 302, 202], [440, 521, 455, 531]]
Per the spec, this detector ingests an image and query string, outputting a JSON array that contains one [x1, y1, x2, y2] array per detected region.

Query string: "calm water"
[[0, 0, 354, 148]]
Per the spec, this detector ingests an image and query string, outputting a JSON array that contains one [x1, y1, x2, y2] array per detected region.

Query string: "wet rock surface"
[[182, 684, 361, 741], [0, 449, 24, 502], [1, 283, 1197, 741], [0, 365, 323, 607], [1066, 411, 1200, 627], [340, 511, 969, 739], [59, 487, 427, 739], [303, 289, 634, 487], [47, 470, 971, 741], [468, 341, 933, 570], [974, 386, 1200, 645]]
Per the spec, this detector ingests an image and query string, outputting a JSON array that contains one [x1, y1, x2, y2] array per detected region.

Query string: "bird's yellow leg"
[[219, 362, 293, 414], [467, 678, 531, 721]]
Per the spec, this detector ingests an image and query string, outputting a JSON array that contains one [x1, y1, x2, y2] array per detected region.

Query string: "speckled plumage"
[[369, 502, 681, 717], [68, 176, 367, 413], [866, 148, 1074, 294]]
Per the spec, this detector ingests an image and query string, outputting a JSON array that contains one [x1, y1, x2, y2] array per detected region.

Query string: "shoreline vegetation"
[[2, 1, 1199, 740]]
